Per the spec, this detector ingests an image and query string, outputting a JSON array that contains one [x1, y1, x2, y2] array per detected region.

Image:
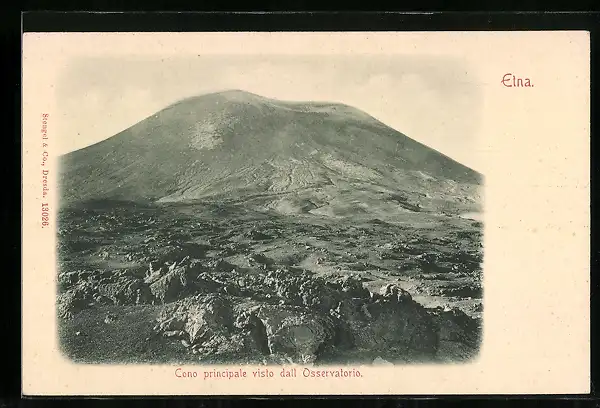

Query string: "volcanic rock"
[[156, 294, 234, 344], [147, 258, 203, 303], [97, 276, 151, 306], [255, 305, 336, 364], [331, 287, 438, 358], [57, 288, 90, 319]]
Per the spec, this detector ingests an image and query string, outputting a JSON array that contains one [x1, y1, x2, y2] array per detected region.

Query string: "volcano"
[[57, 90, 484, 365], [60, 90, 481, 217]]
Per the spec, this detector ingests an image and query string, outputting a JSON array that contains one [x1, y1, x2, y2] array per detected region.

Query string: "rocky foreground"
[[57, 200, 482, 365]]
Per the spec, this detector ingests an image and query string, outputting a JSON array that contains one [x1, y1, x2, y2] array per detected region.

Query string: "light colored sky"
[[56, 55, 483, 171]]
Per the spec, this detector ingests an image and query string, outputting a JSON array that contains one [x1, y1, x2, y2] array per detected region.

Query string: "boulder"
[[57, 280, 94, 319], [331, 286, 438, 359], [263, 270, 370, 312], [148, 259, 203, 303], [149, 269, 188, 304], [155, 294, 234, 345], [97, 276, 152, 305], [154, 294, 336, 364], [256, 305, 336, 364], [57, 291, 83, 319], [430, 307, 478, 343], [378, 283, 413, 302], [429, 307, 481, 361], [57, 270, 91, 291]]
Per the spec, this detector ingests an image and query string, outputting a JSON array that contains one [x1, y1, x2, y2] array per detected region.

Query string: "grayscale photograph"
[[56, 55, 484, 366]]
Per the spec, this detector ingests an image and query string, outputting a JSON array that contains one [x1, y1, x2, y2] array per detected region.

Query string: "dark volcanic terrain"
[[57, 90, 483, 365]]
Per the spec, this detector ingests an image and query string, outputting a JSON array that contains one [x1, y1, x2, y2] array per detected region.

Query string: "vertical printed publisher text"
[[41, 113, 50, 228]]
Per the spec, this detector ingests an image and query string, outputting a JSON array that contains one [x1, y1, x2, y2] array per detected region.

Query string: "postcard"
[[22, 31, 590, 395]]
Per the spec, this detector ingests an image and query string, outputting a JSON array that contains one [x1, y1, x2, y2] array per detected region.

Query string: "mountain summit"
[[60, 90, 482, 215]]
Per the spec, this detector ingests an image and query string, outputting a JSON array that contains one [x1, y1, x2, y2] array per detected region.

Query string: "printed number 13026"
[[41, 203, 49, 227]]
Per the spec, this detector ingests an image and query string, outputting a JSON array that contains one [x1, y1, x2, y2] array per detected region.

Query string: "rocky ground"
[[57, 199, 483, 365]]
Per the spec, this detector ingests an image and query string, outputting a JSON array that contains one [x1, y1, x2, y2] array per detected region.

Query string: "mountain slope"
[[59, 90, 482, 214]]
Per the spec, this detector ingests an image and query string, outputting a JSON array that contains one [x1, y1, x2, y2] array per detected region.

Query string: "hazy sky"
[[56, 55, 483, 171]]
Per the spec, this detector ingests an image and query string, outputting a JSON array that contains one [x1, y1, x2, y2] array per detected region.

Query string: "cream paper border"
[[22, 31, 590, 395]]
